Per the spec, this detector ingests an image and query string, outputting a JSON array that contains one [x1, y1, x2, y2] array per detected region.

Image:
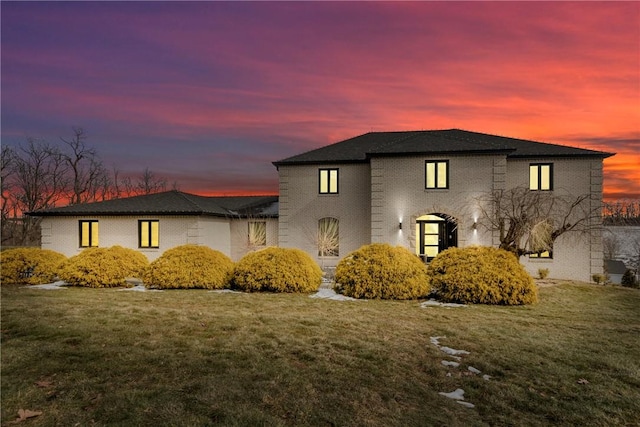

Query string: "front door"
[[416, 214, 457, 262]]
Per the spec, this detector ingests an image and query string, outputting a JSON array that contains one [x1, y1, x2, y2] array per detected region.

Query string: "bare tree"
[[111, 167, 170, 197], [603, 233, 621, 260], [1, 145, 16, 245], [303, 217, 341, 270], [5, 138, 69, 244], [2, 128, 180, 246], [1, 145, 14, 221], [478, 186, 597, 257], [136, 167, 168, 195], [247, 220, 268, 251], [632, 239, 640, 278], [60, 127, 109, 205], [317, 217, 340, 258]]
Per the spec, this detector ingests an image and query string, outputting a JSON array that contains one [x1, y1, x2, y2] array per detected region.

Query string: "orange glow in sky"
[[2, 2, 638, 201]]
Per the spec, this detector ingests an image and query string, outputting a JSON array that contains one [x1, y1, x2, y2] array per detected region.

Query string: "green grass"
[[2, 282, 639, 426]]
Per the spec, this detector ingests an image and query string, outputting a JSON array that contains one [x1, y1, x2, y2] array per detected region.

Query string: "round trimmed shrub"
[[427, 246, 538, 305], [334, 243, 430, 299], [59, 246, 149, 288], [0, 248, 66, 285], [144, 245, 234, 289], [231, 247, 322, 293]]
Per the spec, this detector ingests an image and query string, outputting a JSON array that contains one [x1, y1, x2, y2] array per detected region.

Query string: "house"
[[30, 191, 278, 261], [273, 129, 613, 282], [29, 129, 613, 283]]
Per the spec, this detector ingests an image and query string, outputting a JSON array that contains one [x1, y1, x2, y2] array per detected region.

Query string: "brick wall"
[[277, 163, 371, 266]]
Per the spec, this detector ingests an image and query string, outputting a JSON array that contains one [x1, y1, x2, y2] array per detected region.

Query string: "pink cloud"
[[2, 1, 638, 198]]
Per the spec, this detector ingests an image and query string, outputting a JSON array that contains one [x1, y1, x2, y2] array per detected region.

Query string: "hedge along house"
[[29, 191, 278, 262], [273, 129, 613, 282]]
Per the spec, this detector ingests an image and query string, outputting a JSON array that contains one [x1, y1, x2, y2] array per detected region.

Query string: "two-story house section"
[[273, 129, 614, 282]]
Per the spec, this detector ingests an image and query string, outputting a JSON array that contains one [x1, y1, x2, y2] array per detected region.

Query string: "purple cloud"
[[2, 1, 638, 198]]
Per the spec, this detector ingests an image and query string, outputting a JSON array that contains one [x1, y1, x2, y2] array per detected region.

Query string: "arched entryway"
[[415, 213, 458, 262]]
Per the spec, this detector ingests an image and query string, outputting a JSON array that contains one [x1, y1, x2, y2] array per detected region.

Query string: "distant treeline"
[[2, 127, 177, 246], [603, 200, 640, 226]]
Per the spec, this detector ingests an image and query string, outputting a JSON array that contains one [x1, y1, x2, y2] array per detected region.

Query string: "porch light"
[[399, 221, 403, 230]]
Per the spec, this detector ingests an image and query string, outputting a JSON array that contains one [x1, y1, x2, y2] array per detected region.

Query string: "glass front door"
[[416, 214, 457, 262]]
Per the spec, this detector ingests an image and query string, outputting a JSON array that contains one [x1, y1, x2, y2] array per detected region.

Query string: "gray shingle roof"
[[28, 191, 279, 217], [273, 129, 614, 166]]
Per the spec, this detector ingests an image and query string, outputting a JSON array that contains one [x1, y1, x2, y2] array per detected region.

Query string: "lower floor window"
[[139, 220, 159, 248], [248, 221, 267, 247], [318, 217, 339, 257], [530, 250, 552, 259], [79, 220, 99, 248]]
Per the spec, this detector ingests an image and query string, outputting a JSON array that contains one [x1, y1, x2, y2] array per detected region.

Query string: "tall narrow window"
[[79, 220, 99, 248], [425, 160, 449, 189], [530, 163, 553, 191], [248, 221, 267, 247], [318, 217, 339, 257], [139, 220, 159, 248], [319, 168, 339, 194]]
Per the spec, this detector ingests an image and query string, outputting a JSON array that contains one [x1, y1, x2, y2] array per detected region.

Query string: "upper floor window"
[[319, 168, 339, 194], [79, 220, 99, 248], [248, 221, 267, 248], [139, 220, 159, 248], [425, 160, 449, 189], [530, 163, 553, 191]]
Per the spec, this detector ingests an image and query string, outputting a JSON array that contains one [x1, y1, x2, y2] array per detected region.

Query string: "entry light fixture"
[[399, 221, 403, 230]]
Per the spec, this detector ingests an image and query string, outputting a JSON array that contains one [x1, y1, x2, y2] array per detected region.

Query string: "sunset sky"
[[2, 1, 638, 200]]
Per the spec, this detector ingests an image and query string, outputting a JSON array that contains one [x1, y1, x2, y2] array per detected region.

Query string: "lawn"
[[1, 282, 639, 426]]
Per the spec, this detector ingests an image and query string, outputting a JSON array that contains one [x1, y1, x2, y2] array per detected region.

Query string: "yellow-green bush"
[[144, 245, 234, 289], [427, 246, 538, 305], [1, 248, 66, 285], [334, 243, 430, 299], [231, 247, 322, 293], [58, 246, 149, 288]]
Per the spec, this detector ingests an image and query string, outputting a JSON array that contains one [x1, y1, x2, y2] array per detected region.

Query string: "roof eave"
[[507, 152, 615, 159], [28, 210, 280, 219], [272, 159, 368, 167], [27, 210, 206, 217]]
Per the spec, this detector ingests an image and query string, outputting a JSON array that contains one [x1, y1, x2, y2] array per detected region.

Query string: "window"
[[529, 219, 553, 258], [530, 163, 553, 191], [248, 221, 267, 247], [319, 168, 339, 194], [530, 250, 553, 259], [317, 217, 339, 257], [139, 220, 159, 248], [425, 160, 448, 189], [79, 220, 99, 248]]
